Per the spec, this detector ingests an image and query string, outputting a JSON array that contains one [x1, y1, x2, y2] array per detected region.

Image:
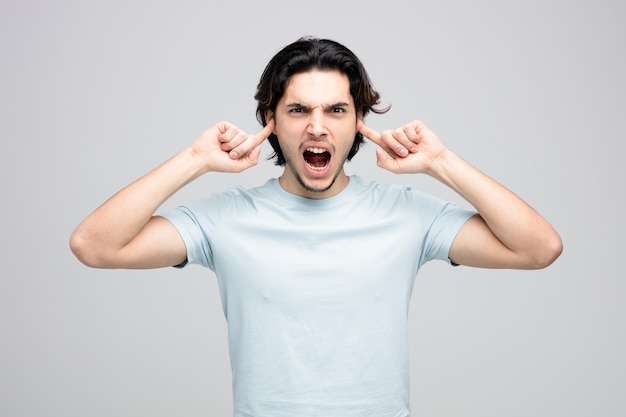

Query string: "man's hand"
[[191, 120, 275, 173], [358, 119, 447, 174]]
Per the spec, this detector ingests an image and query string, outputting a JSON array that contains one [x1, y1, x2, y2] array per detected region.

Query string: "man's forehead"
[[281, 70, 352, 105]]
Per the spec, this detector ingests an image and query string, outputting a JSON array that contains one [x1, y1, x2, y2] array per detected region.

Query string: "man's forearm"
[[429, 149, 562, 264], [70, 147, 206, 263]]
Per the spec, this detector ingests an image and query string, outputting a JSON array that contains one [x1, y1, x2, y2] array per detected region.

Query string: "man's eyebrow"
[[286, 102, 308, 109], [323, 102, 350, 110], [285, 102, 351, 110]]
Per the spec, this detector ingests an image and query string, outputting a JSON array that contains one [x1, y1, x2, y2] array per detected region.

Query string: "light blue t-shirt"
[[161, 176, 475, 417]]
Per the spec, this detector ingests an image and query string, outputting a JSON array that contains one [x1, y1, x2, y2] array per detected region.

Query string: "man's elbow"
[[529, 233, 563, 269], [69, 229, 109, 268]]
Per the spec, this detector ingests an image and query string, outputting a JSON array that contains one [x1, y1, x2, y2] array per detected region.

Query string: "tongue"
[[304, 151, 329, 168]]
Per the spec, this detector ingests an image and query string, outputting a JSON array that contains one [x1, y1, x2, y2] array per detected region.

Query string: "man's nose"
[[307, 110, 326, 137]]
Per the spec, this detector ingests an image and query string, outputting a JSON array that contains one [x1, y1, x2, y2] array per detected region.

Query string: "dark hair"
[[255, 37, 389, 166]]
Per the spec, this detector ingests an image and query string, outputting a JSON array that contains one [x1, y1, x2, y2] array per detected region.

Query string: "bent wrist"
[[426, 148, 460, 181], [183, 146, 214, 177]]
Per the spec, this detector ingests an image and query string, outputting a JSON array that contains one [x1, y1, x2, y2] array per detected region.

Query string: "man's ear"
[[265, 110, 275, 132], [356, 110, 364, 130]]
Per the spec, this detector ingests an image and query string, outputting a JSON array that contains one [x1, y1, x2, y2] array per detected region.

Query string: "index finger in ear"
[[358, 122, 382, 145], [228, 120, 275, 159], [255, 119, 275, 143]]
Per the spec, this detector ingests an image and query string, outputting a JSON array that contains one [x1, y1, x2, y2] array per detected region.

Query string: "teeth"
[[306, 147, 327, 154]]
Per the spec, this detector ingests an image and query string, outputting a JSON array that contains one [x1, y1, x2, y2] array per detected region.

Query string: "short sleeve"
[[424, 203, 475, 265], [405, 189, 475, 267], [159, 203, 216, 271]]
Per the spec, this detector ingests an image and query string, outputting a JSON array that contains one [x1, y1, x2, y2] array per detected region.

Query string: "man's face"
[[269, 70, 359, 199]]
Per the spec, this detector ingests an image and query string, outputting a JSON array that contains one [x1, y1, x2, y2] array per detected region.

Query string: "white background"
[[1, 0, 624, 415]]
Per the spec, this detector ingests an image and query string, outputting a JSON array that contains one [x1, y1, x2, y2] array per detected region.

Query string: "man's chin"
[[296, 175, 336, 194], [283, 157, 348, 197], [294, 167, 353, 198]]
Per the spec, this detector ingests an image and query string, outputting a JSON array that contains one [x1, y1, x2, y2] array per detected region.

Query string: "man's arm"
[[70, 121, 274, 269], [358, 120, 562, 270]]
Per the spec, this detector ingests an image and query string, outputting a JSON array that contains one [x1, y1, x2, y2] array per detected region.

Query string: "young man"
[[71, 37, 562, 416]]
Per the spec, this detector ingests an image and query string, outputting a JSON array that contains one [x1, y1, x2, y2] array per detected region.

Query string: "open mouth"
[[303, 147, 331, 171]]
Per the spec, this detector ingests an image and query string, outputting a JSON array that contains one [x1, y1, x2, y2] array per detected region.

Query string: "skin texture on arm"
[[358, 119, 563, 270], [70, 121, 274, 269]]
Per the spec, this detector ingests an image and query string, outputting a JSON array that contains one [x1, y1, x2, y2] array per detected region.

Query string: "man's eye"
[[289, 107, 304, 113], [332, 107, 346, 113]]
